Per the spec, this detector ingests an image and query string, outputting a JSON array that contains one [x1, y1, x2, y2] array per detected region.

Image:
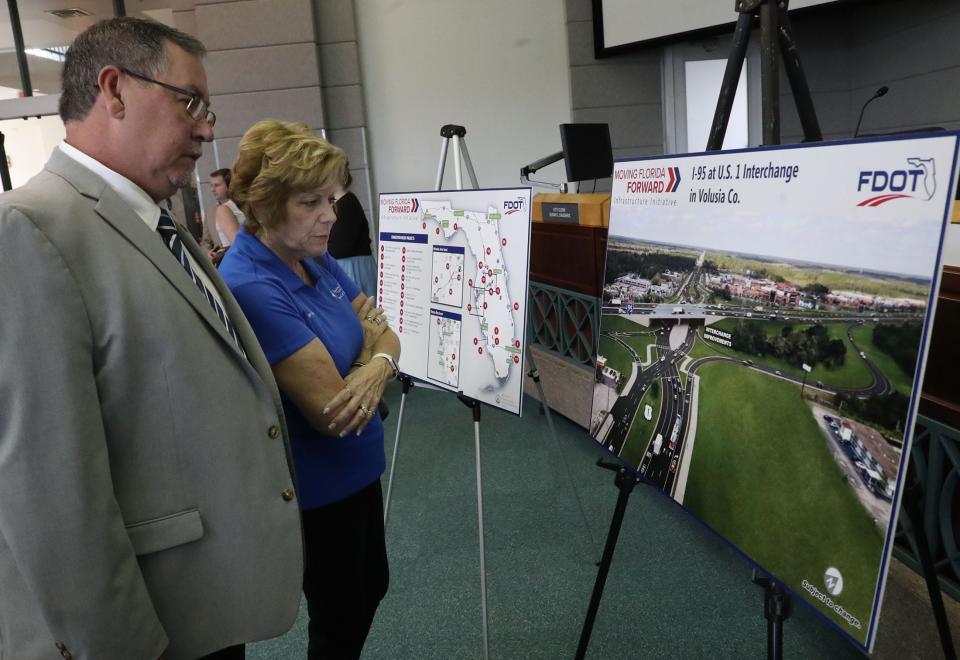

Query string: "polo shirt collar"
[[233, 230, 328, 291]]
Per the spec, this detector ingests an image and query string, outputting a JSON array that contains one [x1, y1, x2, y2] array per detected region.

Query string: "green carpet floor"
[[249, 381, 867, 659]]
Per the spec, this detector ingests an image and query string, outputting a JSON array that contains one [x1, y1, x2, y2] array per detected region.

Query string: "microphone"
[[854, 86, 889, 138]]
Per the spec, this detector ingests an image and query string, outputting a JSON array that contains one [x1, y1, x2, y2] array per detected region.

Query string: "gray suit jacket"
[[0, 149, 304, 660]]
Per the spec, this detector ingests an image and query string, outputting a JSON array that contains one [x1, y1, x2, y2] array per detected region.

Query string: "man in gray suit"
[[0, 18, 302, 660]]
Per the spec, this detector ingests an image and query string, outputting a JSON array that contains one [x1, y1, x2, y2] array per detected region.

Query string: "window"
[[0, 1, 117, 189]]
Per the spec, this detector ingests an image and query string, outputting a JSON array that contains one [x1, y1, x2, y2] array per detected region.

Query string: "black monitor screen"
[[560, 123, 613, 183]]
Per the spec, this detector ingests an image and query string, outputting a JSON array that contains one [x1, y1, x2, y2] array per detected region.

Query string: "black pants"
[[302, 479, 389, 660], [198, 645, 244, 659]]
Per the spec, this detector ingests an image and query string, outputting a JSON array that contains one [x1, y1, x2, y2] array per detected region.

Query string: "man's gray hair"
[[59, 16, 206, 123]]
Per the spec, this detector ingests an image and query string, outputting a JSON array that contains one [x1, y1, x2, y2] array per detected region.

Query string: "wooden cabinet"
[[529, 223, 607, 297], [921, 266, 960, 428]]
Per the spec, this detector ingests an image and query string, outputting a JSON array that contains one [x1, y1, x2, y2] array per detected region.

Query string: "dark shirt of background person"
[[327, 191, 372, 259]]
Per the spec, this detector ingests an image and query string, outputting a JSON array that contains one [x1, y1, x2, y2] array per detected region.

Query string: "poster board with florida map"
[[590, 133, 957, 652], [377, 188, 531, 416]]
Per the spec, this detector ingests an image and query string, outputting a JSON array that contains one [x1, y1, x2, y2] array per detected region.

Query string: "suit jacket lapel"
[[44, 150, 250, 368], [177, 224, 273, 374]]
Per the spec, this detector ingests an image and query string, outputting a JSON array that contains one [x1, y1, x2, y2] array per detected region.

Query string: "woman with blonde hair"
[[220, 120, 399, 659]]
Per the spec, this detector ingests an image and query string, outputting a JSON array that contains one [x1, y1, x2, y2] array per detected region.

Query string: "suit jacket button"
[[281, 488, 295, 501], [268, 424, 280, 439]]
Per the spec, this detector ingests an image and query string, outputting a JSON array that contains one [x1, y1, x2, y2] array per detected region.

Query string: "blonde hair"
[[230, 120, 349, 235]]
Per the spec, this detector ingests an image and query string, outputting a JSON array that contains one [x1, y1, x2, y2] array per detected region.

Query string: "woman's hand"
[[355, 296, 388, 356], [323, 359, 392, 437]]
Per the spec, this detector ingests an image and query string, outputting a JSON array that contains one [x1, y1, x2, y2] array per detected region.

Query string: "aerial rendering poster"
[[591, 134, 958, 651], [377, 188, 531, 415]]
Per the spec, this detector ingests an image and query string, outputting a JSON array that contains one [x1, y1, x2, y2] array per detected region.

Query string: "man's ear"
[[97, 66, 125, 118]]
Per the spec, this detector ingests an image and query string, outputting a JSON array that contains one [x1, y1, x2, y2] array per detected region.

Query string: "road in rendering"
[[598, 316, 894, 496]]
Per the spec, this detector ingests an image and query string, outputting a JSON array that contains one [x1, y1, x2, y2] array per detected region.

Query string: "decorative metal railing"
[[527, 282, 600, 368], [894, 414, 960, 601]]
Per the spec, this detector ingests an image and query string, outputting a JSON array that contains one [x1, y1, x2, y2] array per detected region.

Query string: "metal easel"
[[383, 124, 598, 660]]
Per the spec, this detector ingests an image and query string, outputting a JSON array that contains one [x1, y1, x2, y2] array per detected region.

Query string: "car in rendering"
[[775, 370, 782, 376], [652, 434, 663, 456]]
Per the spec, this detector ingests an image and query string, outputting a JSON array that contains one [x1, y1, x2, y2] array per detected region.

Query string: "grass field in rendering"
[[620, 332, 658, 365], [850, 324, 917, 396], [685, 333, 726, 361], [682, 363, 883, 642], [600, 314, 647, 333], [620, 373, 663, 468], [598, 336, 633, 388], [707, 319, 873, 389]]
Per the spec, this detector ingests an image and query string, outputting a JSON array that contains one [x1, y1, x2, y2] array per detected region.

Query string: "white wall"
[[0, 113, 65, 189], [355, 0, 572, 207]]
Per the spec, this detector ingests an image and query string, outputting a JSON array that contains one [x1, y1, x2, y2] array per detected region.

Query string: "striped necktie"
[[156, 209, 244, 351]]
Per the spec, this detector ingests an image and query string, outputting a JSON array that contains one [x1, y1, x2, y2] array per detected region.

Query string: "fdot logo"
[[824, 567, 844, 596], [857, 157, 936, 206], [503, 199, 525, 215]]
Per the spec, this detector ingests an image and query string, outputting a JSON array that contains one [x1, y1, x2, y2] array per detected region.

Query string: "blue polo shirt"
[[220, 231, 385, 509]]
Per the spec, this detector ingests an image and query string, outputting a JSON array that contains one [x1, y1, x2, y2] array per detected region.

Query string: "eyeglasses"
[[120, 67, 216, 127]]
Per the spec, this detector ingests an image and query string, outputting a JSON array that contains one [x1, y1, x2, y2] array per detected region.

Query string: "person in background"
[[220, 119, 400, 660], [326, 176, 377, 296], [202, 167, 246, 264], [211, 167, 245, 246], [0, 17, 302, 660]]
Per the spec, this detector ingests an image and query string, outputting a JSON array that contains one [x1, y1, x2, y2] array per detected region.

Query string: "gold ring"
[[365, 316, 373, 321], [359, 404, 371, 414]]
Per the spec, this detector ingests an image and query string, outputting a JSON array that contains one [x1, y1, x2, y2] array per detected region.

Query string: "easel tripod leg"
[[526, 346, 600, 559], [902, 473, 957, 660], [776, 7, 822, 142], [575, 463, 639, 660], [383, 375, 413, 526], [752, 570, 790, 660], [707, 12, 753, 151], [458, 394, 490, 660], [474, 412, 489, 660]]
